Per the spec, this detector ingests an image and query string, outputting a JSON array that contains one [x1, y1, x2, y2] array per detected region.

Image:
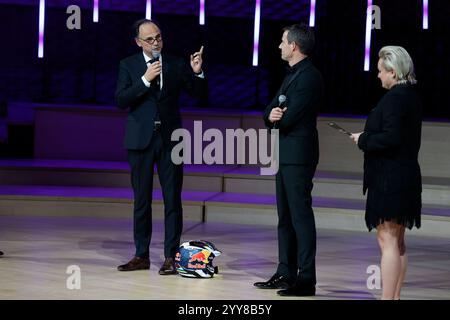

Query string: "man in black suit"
[[115, 19, 206, 274], [254, 24, 323, 296]]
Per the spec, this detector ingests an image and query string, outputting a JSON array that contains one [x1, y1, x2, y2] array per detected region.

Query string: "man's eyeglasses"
[[139, 35, 162, 45]]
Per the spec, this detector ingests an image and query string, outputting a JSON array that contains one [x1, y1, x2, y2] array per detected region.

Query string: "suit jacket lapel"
[[160, 57, 171, 99], [137, 54, 148, 76], [284, 68, 302, 92], [282, 59, 311, 94]]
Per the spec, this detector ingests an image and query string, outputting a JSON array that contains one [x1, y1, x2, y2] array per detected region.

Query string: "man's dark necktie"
[[147, 58, 161, 128], [147, 58, 160, 91]]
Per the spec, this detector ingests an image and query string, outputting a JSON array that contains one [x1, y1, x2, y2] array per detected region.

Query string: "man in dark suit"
[[115, 19, 206, 274], [254, 24, 324, 296]]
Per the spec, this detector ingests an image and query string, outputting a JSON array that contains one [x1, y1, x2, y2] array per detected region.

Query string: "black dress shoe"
[[277, 284, 316, 296], [0, 250, 3, 256], [159, 257, 177, 275], [117, 256, 150, 271], [254, 273, 294, 289]]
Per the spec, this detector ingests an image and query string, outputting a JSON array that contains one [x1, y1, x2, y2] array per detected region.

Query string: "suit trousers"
[[127, 130, 183, 259], [276, 164, 317, 285]]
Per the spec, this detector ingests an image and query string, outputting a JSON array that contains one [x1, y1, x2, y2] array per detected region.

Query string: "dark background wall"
[[0, 0, 449, 119]]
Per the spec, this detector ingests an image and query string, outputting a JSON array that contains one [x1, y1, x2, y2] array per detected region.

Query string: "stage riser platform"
[[1, 105, 448, 239], [0, 169, 224, 192], [28, 105, 450, 178], [204, 205, 450, 237], [1, 192, 448, 237], [1, 166, 449, 207], [0, 199, 204, 222]]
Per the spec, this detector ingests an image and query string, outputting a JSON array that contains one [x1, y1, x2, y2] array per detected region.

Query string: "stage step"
[[1, 160, 449, 207], [0, 185, 448, 237], [0, 159, 236, 192], [0, 185, 220, 222], [223, 167, 450, 207], [203, 192, 450, 237]]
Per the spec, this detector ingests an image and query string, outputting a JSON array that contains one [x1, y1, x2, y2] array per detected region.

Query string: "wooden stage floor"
[[0, 215, 449, 300]]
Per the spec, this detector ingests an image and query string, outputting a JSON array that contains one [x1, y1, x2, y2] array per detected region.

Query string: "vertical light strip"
[[309, 0, 316, 27], [199, 0, 205, 25], [252, 0, 261, 66], [423, 0, 429, 29], [364, 0, 373, 71], [146, 0, 152, 19], [38, 0, 45, 58], [93, 0, 99, 22]]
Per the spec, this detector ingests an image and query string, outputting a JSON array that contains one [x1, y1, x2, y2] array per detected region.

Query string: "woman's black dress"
[[358, 83, 422, 231]]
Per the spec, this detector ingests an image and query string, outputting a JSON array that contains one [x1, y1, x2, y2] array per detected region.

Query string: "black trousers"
[[275, 164, 317, 285], [127, 130, 183, 259]]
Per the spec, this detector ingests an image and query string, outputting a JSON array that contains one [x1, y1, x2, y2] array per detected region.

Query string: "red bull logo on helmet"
[[187, 249, 211, 269]]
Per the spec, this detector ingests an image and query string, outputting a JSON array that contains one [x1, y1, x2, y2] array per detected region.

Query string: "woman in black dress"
[[350, 46, 422, 300]]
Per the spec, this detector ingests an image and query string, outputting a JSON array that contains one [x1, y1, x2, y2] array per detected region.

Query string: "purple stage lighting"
[[146, 0, 152, 19], [93, 0, 99, 22], [423, 0, 429, 29], [309, 0, 316, 27], [200, 0, 205, 25], [252, 0, 261, 67], [364, 0, 373, 71], [38, 0, 45, 58]]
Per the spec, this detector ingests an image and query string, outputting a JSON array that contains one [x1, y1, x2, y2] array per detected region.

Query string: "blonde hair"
[[379, 46, 417, 84]]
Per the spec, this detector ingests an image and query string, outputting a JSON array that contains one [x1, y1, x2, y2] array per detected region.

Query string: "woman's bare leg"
[[394, 226, 407, 299], [377, 221, 402, 300]]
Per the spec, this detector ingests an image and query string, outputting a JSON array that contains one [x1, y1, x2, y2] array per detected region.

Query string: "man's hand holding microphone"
[[144, 62, 161, 83], [144, 50, 162, 83], [269, 95, 287, 128]]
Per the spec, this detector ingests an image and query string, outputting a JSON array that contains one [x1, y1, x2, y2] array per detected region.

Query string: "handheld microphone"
[[151, 50, 161, 87], [278, 94, 286, 106], [273, 95, 286, 129], [151, 50, 161, 60]]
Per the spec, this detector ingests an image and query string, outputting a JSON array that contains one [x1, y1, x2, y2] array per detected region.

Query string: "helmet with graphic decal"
[[175, 240, 221, 278]]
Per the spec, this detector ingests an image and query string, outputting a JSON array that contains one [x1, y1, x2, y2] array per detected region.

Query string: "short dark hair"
[[283, 24, 315, 56], [133, 19, 161, 38]]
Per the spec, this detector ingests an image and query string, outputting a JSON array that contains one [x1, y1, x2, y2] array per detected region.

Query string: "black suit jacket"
[[115, 52, 207, 150], [263, 58, 324, 165], [358, 84, 422, 195]]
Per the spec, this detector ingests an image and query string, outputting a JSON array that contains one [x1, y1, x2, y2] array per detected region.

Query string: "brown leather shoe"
[[117, 256, 150, 271], [158, 257, 177, 275]]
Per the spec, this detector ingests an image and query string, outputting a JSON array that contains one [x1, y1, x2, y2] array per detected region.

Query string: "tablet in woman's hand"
[[327, 122, 352, 136]]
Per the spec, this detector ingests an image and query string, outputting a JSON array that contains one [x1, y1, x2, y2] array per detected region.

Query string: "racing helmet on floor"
[[175, 240, 221, 278]]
